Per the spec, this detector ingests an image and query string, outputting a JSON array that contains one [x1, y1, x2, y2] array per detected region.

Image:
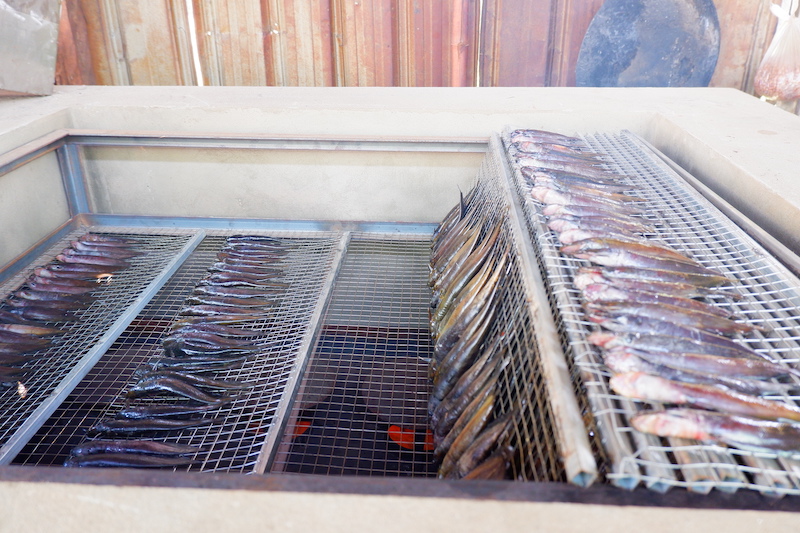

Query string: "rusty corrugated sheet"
[[449, 0, 479, 87], [55, 0, 798, 116], [547, 0, 604, 87], [56, 0, 97, 85], [395, 0, 444, 87], [193, 0, 267, 85], [79, 0, 128, 85], [710, 0, 778, 94], [331, 0, 396, 86], [118, 0, 195, 85], [262, 0, 335, 86], [74, 0, 194, 85], [480, 0, 554, 87]]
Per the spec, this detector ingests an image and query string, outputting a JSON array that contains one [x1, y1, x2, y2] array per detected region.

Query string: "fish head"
[[602, 348, 643, 374], [630, 409, 709, 441]]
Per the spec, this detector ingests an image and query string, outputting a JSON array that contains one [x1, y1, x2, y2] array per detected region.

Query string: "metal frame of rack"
[[506, 129, 800, 496]]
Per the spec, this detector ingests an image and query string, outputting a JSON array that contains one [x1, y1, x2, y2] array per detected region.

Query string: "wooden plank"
[[262, 0, 335, 86], [548, 0, 604, 86], [480, 0, 554, 86], [193, 0, 267, 85], [710, 0, 778, 93]]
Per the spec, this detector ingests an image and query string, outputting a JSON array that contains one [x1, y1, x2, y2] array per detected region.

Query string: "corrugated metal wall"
[[56, 0, 788, 106]]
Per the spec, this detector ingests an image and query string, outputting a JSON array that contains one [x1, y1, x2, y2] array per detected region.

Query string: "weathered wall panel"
[[51, 0, 800, 117], [63, 0, 193, 85], [78, 0, 127, 84], [262, 0, 335, 86], [56, 0, 97, 85], [548, 0, 604, 86], [480, 0, 554, 87], [332, 0, 395, 86], [710, 0, 777, 93], [117, 0, 195, 85], [194, 0, 267, 85], [394, 0, 451, 87]]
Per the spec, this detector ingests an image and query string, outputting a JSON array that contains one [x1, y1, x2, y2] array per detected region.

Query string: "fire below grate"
[[271, 236, 437, 477]]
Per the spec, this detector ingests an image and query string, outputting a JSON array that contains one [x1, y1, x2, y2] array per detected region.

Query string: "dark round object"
[[576, 0, 720, 87]]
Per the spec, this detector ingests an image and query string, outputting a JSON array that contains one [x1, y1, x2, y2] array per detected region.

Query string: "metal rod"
[[492, 135, 598, 487], [0, 230, 207, 464], [56, 143, 90, 216], [253, 231, 352, 474]]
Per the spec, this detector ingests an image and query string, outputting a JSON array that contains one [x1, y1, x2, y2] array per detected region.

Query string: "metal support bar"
[[492, 135, 598, 487], [0, 230, 207, 464], [64, 131, 488, 153], [253, 231, 352, 474], [81, 213, 437, 235], [56, 143, 90, 216]]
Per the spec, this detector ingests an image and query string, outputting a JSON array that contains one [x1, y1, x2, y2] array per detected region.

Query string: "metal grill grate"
[[506, 129, 800, 495], [270, 236, 437, 476], [270, 169, 575, 482], [0, 227, 196, 460], [14, 232, 342, 473]]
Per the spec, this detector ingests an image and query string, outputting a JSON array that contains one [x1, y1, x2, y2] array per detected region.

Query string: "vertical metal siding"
[[55, 0, 798, 116], [480, 0, 554, 87], [193, 0, 267, 85], [263, 0, 335, 86]]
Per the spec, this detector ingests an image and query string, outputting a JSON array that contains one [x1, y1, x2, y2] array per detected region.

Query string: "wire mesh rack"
[[13, 232, 342, 473], [0, 226, 197, 460], [270, 235, 437, 476], [505, 128, 800, 496]]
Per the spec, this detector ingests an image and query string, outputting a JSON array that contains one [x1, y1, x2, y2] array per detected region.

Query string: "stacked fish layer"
[[428, 187, 515, 480], [508, 128, 800, 459], [66, 235, 291, 468], [0, 233, 139, 392]]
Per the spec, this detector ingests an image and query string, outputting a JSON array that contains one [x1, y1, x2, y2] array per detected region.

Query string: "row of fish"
[[0, 233, 139, 393], [510, 128, 800, 457], [66, 235, 293, 468], [428, 186, 515, 480]]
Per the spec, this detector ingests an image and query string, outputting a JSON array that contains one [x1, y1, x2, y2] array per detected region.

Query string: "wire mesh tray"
[[12, 231, 343, 473], [0, 227, 198, 462], [503, 129, 800, 496]]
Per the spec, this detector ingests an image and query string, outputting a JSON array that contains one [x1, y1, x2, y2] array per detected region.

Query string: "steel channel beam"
[[491, 134, 598, 487], [56, 143, 90, 216], [81, 214, 436, 235], [0, 130, 67, 178], [65, 132, 488, 153], [0, 230, 207, 464], [253, 231, 352, 474]]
